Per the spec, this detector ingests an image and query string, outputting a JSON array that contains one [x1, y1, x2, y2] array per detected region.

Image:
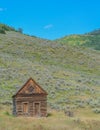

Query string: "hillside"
[[0, 23, 16, 34], [56, 30, 100, 50], [0, 25, 100, 113]]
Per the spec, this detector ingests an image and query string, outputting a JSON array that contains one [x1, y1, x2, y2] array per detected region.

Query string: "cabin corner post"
[[12, 97, 16, 116]]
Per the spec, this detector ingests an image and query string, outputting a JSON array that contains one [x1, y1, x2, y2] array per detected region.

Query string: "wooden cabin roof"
[[12, 77, 48, 97]]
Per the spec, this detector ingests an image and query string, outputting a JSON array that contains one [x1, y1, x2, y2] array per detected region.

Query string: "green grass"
[[56, 34, 100, 50]]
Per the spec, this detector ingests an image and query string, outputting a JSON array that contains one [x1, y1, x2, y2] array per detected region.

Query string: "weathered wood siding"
[[13, 94, 47, 117]]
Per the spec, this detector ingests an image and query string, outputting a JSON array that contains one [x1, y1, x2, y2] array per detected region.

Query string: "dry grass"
[[0, 106, 100, 130]]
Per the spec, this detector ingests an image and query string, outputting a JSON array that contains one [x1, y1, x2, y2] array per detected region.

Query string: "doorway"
[[23, 102, 28, 114], [34, 103, 40, 116]]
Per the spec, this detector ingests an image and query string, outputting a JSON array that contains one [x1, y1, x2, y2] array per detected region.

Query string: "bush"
[[0, 28, 6, 34], [65, 105, 74, 117], [89, 99, 100, 108], [47, 112, 52, 117], [1, 100, 12, 105], [65, 110, 74, 117], [1, 24, 15, 31], [92, 108, 100, 114], [0, 23, 16, 33], [77, 102, 85, 108]]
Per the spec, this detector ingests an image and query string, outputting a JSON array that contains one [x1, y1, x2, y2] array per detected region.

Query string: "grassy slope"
[[56, 34, 100, 50], [0, 31, 100, 112]]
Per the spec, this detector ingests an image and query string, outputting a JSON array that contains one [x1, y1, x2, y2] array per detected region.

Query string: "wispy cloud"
[[44, 24, 53, 29], [0, 8, 7, 12]]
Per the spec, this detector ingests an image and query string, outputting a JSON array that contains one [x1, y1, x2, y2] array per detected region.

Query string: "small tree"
[[0, 28, 6, 34], [18, 28, 23, 33]]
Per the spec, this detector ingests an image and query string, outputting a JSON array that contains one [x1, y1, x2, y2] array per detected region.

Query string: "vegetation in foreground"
[[0, 105, 100, 130]]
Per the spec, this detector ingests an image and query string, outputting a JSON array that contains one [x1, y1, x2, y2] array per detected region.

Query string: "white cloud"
[[44, 24, 53, 29], [0, 8, 7, 12]]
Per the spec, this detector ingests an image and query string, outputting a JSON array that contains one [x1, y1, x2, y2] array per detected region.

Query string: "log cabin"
[[12, 78, 48, 117]]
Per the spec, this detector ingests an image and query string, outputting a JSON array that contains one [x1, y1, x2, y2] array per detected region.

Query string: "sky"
[[0, 0, 100, 40]]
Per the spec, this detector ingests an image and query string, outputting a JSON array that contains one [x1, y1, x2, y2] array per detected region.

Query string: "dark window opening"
[[28, 86, 34, 93]]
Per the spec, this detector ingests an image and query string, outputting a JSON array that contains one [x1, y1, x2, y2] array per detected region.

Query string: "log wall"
[[13, 94, 47, 117]]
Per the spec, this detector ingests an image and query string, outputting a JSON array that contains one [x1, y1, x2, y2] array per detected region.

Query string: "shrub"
[[77, 102, 85, 108], [1, 100, 12, 105], [92, 108, 100, 114], [47, 112, 52, 117], [89, 99, 100, 108], [0, 28, 6, 34], [65, 105, 74, 117], [1, 24, 15, 31], [65, 110, 74, 117]]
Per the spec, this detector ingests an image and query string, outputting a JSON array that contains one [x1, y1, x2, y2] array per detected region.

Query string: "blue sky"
[[0, 0, 100, 40]]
